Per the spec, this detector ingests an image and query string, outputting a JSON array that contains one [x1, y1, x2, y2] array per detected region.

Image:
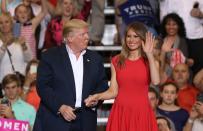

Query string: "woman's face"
[[125, 29, 142, 51], [62, 0, 74, 18], [15, 5, 29, 23], [0, 15, 12, 34], [161, 85, 177, 105], [165, 19, 178, 36]]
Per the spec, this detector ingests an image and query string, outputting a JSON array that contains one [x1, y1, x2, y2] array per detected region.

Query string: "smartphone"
[[12, 22, 21, 38], [193, 2, 199, 8], [1, 99, 10, 106], [30, 65, 37, 74]]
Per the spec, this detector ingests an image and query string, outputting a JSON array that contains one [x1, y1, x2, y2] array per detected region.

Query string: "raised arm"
[[31, 0, 48, 33], [142, 32, 160, 85], [1, 0, 7, 13], [46, 0, 62, 16]]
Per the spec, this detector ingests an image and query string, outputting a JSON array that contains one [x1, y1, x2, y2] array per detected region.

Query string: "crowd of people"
[[0, 0, 202, 131]]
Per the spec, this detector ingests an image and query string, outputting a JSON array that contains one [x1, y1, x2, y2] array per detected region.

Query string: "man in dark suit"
[[33, 19, 108, 131]]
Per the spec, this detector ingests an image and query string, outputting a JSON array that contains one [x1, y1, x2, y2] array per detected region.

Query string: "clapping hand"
[[84, 95, 99, 107]]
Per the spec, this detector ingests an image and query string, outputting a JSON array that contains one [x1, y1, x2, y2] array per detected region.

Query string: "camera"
[[1, 98, 10, 106], [196, 93, 203, 103]]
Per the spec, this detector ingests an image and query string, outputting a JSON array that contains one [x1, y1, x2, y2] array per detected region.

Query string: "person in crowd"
[[22, 0, 52, 59], [183, 94, 203, 131], [0, 74, 36, 130], [159, 0, 203, 75], [159, 13, 193, 83], [43, 0, 91, 49], [21, 59, 40, 111], [157, 116, 173, 131], [172, 63, 199, 112], [85, 22, 160, 131], [0, 12, 32, 82], [89, 0, 105, 46], [33, 19, 108, 131], [158, 82, 189, 131], [148, 87, 160, 115], [14, 0, 47, 58], [149, 87, 176, 131], [76, 0, 105, 46], [114, 0, 159, 45]]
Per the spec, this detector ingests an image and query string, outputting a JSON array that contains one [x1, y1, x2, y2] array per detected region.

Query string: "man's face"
[[172, 64, 189, 86], [67, 27, 89, 52], [4, 82, 19, 101]]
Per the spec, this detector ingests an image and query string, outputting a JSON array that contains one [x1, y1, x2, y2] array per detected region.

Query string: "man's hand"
[[58, 105, 76, 122], [0, 104, 15, 119]]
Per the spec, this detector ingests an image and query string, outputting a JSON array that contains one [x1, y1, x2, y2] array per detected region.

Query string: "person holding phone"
[[183, 93, 203, 131], [21, 59, 40, 110], [85, 22, 160, 131], [0, 98, 14, 118], [1, 74, 36, 130]]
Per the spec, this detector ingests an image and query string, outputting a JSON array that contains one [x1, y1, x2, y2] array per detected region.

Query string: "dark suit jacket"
[[33, 44, 108, 131]]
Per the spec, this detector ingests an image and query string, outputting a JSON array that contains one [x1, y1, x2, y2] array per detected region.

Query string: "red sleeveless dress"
[[106, 56, 158, 131]]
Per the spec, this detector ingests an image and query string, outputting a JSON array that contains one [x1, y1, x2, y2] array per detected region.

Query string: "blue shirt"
[[157, 107, 189, 131], [12, 98, 36, 126]]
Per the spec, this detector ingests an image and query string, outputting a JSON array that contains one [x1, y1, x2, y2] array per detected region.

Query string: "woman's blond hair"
[[55, 0, 79, 17]]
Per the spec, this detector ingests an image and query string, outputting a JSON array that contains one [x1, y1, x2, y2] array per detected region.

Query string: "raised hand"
[[142, 32, 155, 55], [161, 37, 175, 53]]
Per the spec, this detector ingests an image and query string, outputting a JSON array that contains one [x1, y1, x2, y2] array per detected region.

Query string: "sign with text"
[[0, 118, 29, 131], [119, 0, 155, 26]]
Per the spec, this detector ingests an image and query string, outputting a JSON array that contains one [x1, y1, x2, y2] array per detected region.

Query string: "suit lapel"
[[59, 44, 76, 99], [82, 51, 91, 101]]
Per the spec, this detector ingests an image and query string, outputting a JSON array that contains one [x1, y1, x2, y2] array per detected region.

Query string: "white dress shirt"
[[66, 45, 86, 107]]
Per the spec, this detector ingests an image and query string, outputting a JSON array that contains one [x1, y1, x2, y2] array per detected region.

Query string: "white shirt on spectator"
[[192, 119, 203, 131]]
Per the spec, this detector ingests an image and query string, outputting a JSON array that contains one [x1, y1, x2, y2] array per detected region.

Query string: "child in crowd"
[[14, 0, 47, 58], [158, 82, 189, 131]]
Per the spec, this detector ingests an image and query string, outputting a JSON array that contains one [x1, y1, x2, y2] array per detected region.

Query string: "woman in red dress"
[[85, 22, 160, 131]]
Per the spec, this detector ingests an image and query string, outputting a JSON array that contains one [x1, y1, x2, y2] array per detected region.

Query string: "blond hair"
[[55, 0, 78, 17], [62, 19, 88, 37]]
